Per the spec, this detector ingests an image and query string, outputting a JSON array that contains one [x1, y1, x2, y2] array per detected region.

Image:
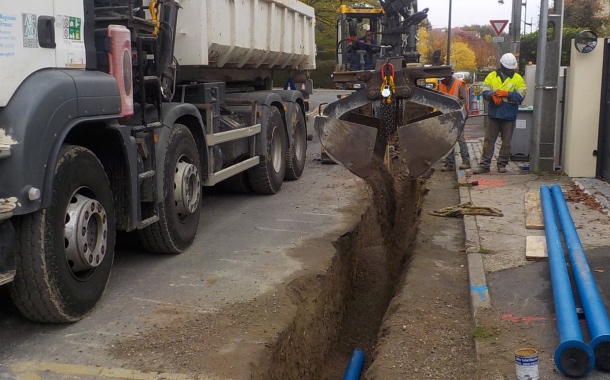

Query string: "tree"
[[563, 0, 610, 32], [519, 0, 610, 68], [417, 27, 431, 62], [451, 42, 477, 71], [299, 0, 341, 59], [520, 27, 584, 68]]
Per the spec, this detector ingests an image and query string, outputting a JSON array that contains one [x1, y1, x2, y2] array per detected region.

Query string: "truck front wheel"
[[248, 106, 287, 194], [10, 145, 115, 323], [139, 124, 202, 253]]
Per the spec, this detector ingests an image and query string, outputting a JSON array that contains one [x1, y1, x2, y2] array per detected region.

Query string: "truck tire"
[[10, 145, 115, 323], [248, 106, 286, 194], [285, 103, 307, 180], [139, 124, 201, 253]]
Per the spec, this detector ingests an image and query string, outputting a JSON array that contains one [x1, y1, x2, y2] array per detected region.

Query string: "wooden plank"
[[526, 235, 548, 261], [525, 192, 544, 229]]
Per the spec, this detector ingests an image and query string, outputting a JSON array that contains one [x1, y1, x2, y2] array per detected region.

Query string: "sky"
[[418, 0, 541, 33]]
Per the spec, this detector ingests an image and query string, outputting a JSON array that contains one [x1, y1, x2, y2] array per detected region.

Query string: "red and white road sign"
[[490, 20, 509, 36]]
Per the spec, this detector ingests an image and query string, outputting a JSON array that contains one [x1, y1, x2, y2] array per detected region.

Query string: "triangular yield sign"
[[490, 19, 509, 36]]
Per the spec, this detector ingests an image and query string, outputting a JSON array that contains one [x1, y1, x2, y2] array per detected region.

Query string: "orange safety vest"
[[439, 78, 469, 112]]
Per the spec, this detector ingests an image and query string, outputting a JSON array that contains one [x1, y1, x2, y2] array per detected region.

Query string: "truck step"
[[0, 144, 11, 159], [138, 170, 156, 181], [143, 76, 160, 84], [138, 215, 160, 229], [137, 35, 158, 43], [93, 5, 130, 11], [0, 270, 15, 286], [132, 121, 162, 133]]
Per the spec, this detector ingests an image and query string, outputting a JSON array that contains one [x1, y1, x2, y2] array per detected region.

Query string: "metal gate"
[[598, 38, 610, 180]]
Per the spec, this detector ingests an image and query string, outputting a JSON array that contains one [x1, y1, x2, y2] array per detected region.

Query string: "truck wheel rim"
[[64, 192, 108, 274], [295, 124, 305, 161], [174, 157, 200, 218], [272, 127, 283, 172]]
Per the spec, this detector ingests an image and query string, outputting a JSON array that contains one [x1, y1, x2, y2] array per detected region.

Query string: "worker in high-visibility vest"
[[439, 72, 471, 171], [474, 53, 527, 174]]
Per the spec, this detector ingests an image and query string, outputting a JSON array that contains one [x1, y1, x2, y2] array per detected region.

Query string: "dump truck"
[[0, 0, 315, 322], [316, 0, 467, 178]]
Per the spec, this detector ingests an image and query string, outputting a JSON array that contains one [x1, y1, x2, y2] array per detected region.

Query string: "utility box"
[[511, 106, 534, 161]]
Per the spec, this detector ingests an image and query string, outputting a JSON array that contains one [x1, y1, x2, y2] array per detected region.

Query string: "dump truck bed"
[[174, 0, 316, 71]]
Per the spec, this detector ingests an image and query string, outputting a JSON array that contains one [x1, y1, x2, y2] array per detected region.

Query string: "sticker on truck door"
[[22, 13, 38, 48], [63, 16, 81, 40], [55, 14, 85, 68]]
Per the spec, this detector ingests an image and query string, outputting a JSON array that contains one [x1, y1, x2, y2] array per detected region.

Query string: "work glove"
[[494, 90, 509, 98], [492, 93, 503, 105]]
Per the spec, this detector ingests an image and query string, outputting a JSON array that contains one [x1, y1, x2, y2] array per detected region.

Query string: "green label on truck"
[[63, 16, 81, 40]]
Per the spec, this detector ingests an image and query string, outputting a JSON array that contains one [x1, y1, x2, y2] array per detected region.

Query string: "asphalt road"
[[0, 90, 356, 379]]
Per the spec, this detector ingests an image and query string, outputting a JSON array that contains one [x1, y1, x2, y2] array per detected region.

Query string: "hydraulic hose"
[[540, 185, 594, 377], [343, 348, 365, 380], [551, 184, 610, 371]]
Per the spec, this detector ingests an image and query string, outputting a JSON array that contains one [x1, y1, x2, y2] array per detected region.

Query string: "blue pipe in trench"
[[342, 348, 365, 380], [540, 185, 594, 377], [551, 184, 610, 371]]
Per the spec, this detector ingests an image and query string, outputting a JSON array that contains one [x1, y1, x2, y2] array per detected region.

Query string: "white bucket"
[[515, 348, 539, 380]]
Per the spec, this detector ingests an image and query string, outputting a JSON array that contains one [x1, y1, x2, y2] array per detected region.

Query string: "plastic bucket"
[[515, 348, 539, 380]]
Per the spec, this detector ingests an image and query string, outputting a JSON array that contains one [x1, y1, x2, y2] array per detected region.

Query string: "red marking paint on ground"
[[501, 314, 548, 324], [477, 178, 505, 188]]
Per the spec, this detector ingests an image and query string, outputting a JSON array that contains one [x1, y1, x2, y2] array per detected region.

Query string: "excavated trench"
[[110, 160, 426, 379], [252, 160, 424, 379]]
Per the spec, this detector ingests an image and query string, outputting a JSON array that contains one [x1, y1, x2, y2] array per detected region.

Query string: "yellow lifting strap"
[[380, 75, 396, 104], [149, 1, 160, 36]]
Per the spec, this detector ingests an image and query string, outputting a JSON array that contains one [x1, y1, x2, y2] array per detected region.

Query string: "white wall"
[[563, 38, 605, 178]]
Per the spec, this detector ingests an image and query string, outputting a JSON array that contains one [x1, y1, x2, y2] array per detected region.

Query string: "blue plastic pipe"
[[540, 186, 594, 377], [342, 348, 365, 380], [551, 184, 610, 371]]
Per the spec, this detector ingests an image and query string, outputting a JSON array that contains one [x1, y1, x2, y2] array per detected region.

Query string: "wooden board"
[[525, 192, 544, 229], [526, 235, 548, 261]]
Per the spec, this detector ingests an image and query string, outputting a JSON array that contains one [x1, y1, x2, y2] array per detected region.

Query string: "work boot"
[[497, 166, 507, 173], [459, 162, 471, 170], [473, 166, 490, 174], [441, 165, 455, 172]]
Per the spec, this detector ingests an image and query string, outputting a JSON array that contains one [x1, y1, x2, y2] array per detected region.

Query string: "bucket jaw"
[[314, 60, 467, 178]]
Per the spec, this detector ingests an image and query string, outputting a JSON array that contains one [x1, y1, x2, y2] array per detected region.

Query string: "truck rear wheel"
[[248, 106, 287, 194], [139, 124, 202, 253], [285, 103, 307, 180], [10, 145, 115, 323]]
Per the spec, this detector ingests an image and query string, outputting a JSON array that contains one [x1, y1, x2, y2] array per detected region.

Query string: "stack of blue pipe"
[[541, 184, 610, 377]]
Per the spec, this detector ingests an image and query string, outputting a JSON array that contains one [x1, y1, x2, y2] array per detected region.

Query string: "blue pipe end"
[[590, 335, 610, 372], [343, 348, 365, 380], [554, 340, 594, 377]]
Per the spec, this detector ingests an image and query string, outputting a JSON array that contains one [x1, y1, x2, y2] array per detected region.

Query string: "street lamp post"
[[447, 0, 452, 65], [510, 0, 524, 54]]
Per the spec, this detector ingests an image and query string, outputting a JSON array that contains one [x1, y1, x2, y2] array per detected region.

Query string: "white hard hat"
[[500, 53, 518, 69]]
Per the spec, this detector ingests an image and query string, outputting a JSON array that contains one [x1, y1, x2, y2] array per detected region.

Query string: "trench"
[[252, 160, 424, 379], [109, 160, 426, 379]]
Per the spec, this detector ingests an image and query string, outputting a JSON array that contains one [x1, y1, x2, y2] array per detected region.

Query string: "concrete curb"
[[454, 153, 491, 361]]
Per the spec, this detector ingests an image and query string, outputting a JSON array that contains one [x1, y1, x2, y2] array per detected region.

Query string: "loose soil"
[[110, 158, 483, 379]]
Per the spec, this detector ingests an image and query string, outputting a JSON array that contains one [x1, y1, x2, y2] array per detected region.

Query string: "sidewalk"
[[455, 139, 610, 378]]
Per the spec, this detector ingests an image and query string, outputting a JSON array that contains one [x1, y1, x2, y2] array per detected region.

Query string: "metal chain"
[[395, 99, 403, 128], [380, 99, 397, 143]]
